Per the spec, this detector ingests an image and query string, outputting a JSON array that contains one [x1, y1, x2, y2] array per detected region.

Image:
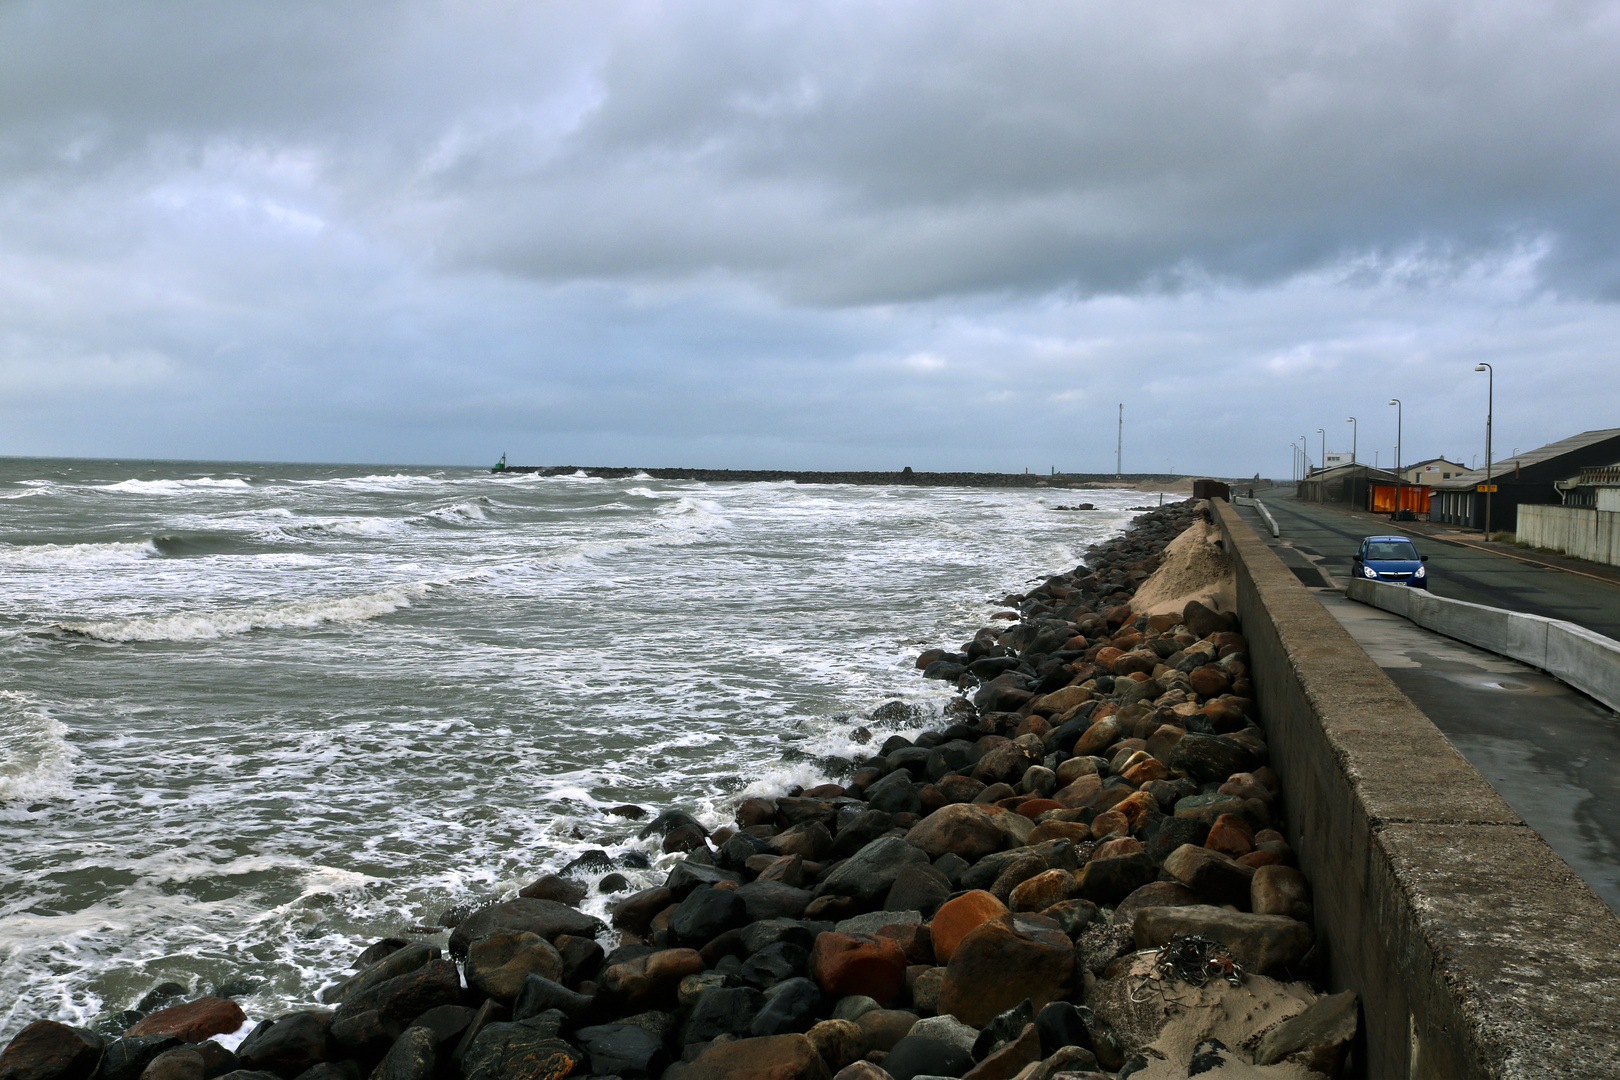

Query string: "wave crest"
[[0, 540, 159, 566], [56, 583, 434, 642], [0, 693, 76, 802]]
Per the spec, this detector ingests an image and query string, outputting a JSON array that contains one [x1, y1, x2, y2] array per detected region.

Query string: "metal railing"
[[1578, 465, 1620, 487]]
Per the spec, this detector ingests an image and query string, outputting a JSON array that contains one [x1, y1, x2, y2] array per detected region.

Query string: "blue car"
[[1353, 535, 1429, 588]]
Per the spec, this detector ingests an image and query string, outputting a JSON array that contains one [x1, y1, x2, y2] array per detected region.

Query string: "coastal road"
[[1235, 495, 1620, 915], [1253, 492, 1620, 638]]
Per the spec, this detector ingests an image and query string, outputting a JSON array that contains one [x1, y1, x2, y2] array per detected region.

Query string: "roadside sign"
[[1476, 484, 1498, 492]]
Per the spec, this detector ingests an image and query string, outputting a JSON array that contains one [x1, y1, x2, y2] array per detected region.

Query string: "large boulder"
[[668, 887, 747, 947], [903, 805, 1005, 862], [597, 948, 705, 1010], [1133, 906, 1313, 976], [235, 1013, 333, 1080], [1073, 852, 1158, 906], [937, 915, 1074, 1027], [460, 1018, 583, 1080], [929, 890, 1008, 964], [126, 998, 245, 1043], [331, 960, 460, 1025], [880, 1036, 972, 1080], [372, 1026, 435, 1080], [464, 933, 563, 1004], [0, 1021, 103, 1080], [817, 836, 929, 906], [809, 933, 909, 1006], [1254, 990, 1358, 1073], [673, 1034, 832, 1080], [570, 1023, 666, 1078], [1161, 845, 1254, 909], [449, 899, 604, 958]]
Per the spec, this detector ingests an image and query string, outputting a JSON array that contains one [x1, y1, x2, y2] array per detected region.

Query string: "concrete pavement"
[[1235, 494, 1620, 915]]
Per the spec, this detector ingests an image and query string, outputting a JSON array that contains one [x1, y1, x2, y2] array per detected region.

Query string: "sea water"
[[0, 458, 1154, 1037]]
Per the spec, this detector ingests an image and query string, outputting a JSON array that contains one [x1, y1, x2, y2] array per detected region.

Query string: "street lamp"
[[1475, 363, 1493, 536], [1316, 429, 1325, 474], [1291, 443, 1299, 481], [1301, 435, 1310, 475], [1346, 417, 1357, 464], [1389, 399, 1402, 477]]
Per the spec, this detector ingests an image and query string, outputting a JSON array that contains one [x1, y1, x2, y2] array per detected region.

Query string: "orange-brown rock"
[[1015, 798, 1063, 820], [1121, 755, 1170, 785], [1051, 773, 1102, 810], [1091, 837, 1144, 860], [1089, 809, 1129, 840], [1027, 819, 1091, 846], [928, 890, 1008, 963], [1092, 647, 1124, 670], [1031, 684, 1091, 717], [1188, 666, 1232, 697], [1114, 790, 1159, 828], [809, 933, 908, 1005], [1111, 650, 1159, 677], [1073, 717, 1124, 758], [597, 947, 704, 1008], [1218, 772, 1273, 802], [937, 915, 1074, 1027], [1204, 813, 1255, 859], [1007, 869, 1077, 913], [125, 997, 246, 1043], [1239, 850, 1285, 869], [678, 1033, 832, 1080]]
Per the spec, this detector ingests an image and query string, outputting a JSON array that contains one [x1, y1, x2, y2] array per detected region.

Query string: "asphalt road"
[[1257, 492, 1620, 638], [1237, 493, 1620, 916]]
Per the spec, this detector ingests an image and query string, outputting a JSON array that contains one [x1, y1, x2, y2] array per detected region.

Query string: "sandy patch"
[[1088, 955, 1321, 1079], [1125, 512, 1236, 616]]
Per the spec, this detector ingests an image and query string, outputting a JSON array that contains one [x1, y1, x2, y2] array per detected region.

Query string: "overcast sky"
[[3, 1, 1618, 476]]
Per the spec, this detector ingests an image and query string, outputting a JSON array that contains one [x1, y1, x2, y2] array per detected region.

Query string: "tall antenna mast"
[[1116, 404, 1123, 477]]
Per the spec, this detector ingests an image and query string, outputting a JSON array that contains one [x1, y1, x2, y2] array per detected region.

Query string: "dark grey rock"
[[747, 979, 821, 1037], [680, 988, 763, 1046]]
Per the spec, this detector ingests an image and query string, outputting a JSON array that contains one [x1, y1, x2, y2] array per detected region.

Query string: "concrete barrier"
[[1347, 578, 1620, 713], [1517, 504, 1620, 567], [1211, 499, 1620, 1079]]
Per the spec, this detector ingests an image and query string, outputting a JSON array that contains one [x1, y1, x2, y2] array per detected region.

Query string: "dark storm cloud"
[[1, 1, 1618, 471], [6, 1, 1619, 301]]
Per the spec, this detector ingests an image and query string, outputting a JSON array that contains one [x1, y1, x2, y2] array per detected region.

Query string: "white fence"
[[1346, 578, 1620, 714], [1516, 504, 1620, 567]]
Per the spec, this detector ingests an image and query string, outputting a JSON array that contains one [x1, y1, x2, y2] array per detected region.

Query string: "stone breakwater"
[[0, 500, 1357, 1080], [494, 468, 1203, 490]]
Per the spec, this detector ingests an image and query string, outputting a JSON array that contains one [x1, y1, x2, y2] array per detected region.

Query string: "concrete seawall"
[[1210, 499, 1620, 1079], [1345, 577, 1620, 714]]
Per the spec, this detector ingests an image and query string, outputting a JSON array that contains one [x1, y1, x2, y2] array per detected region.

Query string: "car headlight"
[[1414, 565, 1426, 578], [1363, 566, 1378, 578]]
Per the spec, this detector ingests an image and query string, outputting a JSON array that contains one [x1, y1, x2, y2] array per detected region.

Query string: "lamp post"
[[1347, 417, 1357, 463], [1316, 429, 1325, 475], [1389, 399, 1402, 477], [1300, 435, 1309, 475], [1291, 443, 1299, 481], [1475, 363, 1493, 536]]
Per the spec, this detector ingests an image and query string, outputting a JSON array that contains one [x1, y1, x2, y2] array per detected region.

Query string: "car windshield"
[[1367, 540, 1419, 561]]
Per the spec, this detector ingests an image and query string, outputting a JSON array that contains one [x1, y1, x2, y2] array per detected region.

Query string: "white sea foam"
[[273, 516, 408, 539], [0, 693, 76, 802], [101, 478, 252, 494], [423, 501, 488, 523], [0, 540, 159, 566], [55, 583, 434, 642]]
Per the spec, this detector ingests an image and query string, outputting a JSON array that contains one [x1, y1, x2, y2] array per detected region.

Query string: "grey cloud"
[[6, 1, 1620, 303]]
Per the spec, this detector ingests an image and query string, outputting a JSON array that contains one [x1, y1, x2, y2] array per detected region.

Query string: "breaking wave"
[[0, 693, 76, 802], [55, 583, 434, 642], [0, 540, 159, 566], [101, 478, 253, 494]]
